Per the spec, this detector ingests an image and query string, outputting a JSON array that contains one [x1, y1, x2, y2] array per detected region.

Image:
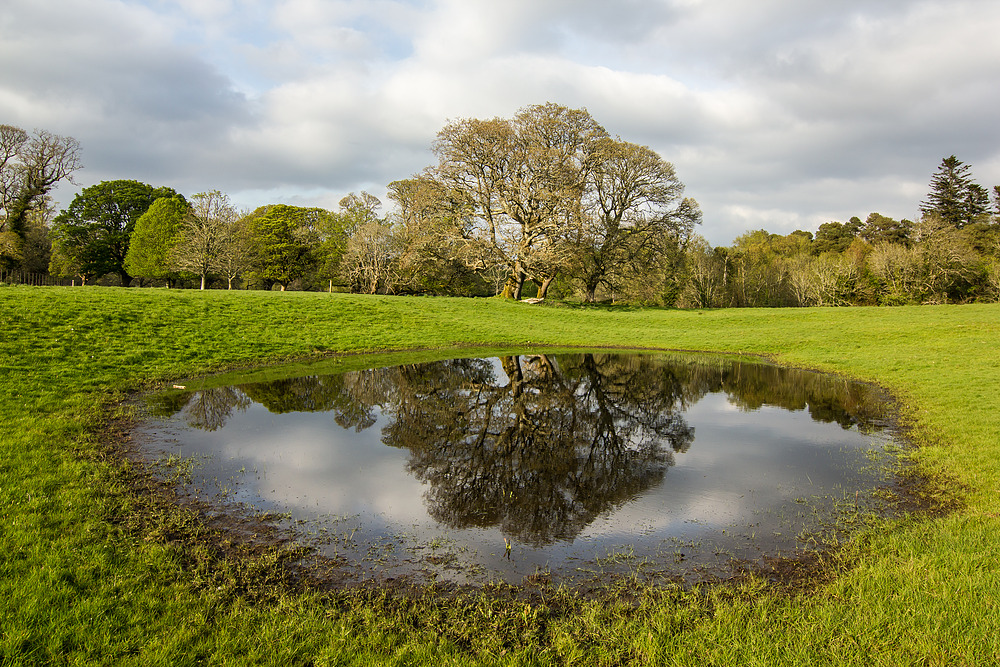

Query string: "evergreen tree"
[[920, 156, 987, 228]]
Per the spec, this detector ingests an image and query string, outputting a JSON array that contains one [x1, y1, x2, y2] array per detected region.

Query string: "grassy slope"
[[1, 286, 998, 665]]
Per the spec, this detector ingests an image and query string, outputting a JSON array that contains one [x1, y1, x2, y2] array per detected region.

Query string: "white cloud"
[[3, 0, 999, 245]]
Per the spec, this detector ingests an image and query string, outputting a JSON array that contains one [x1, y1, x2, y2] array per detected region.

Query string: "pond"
[[134, 351, 899, 587]]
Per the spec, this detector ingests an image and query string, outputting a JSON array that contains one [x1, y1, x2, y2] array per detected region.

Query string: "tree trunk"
[[500, 356, 524, 398], [501, 271, 527, 300], [512, 272, 525, 300], [200, 273, 206, 290], [536, 275, 555, 299]]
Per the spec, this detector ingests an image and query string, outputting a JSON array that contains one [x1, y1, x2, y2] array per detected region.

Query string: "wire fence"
[[0, 270, 77, 287]]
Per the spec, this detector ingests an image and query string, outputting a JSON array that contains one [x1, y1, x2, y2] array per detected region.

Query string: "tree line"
[[1, 106, 702, 295], [3, 111, 999, 304], [676, 155, 1000, 307]]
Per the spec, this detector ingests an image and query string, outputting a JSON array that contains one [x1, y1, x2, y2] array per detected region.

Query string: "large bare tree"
[[570, 138, 701, 302], [337, 192, 401, 294], [170, 191, 238, 290], [431, 103, 607, 299], [1, 124, 82, 267], [215, 211, 256, 290], [396, 103, 698, 301]]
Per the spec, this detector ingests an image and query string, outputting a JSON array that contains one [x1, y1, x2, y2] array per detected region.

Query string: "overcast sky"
[[3, 0, 999, 245]]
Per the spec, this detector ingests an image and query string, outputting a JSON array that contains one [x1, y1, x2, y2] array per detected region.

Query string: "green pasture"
[[1, 286, 998, 665]]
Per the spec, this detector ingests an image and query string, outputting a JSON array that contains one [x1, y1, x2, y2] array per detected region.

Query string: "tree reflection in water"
[[147, 385, 250, 432], [152, 353, 888, 547], [382, 355, 694, 546]]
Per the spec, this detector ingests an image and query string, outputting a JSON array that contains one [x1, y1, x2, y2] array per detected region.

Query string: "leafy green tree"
[[968, 184, 991, 221], [312, 204, 358, 290], [337, 192, 382, 234], [48, 238, 86, 283], [859, 212, 913, 246], [124, 195, 190, 285], [772, 230, 814, 257], [728, 230, 794, 307], [245, 204, 332, 290], [963, 221, 1000, 261], [813, 221, 857, 255], [1, 196, 55, 274], [50, 180, 176, 285]]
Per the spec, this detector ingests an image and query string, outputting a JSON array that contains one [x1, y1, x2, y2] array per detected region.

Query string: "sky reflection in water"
[[137, 352, 895, 585]]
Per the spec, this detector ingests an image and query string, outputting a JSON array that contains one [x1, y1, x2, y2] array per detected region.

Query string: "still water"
[[136, 352, 897, 586]]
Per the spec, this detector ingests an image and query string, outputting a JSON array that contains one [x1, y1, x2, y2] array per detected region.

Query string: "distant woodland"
[[3, 111, 999, 306]]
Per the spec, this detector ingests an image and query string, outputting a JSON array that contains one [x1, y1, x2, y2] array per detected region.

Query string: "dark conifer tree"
[[920, 156, 987, 228]]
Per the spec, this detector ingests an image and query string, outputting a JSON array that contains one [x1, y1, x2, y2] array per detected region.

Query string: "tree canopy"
[[14, 117, 1000, 305], [395, 102, 699, 300], [246, 204, 342, 290], [124, 195, 190, 284], [50, 180, 176, 285], [570, 137, 701, 301]]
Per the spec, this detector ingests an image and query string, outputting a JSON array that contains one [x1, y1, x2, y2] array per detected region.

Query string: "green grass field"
[[1, 286, 998, 665]]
